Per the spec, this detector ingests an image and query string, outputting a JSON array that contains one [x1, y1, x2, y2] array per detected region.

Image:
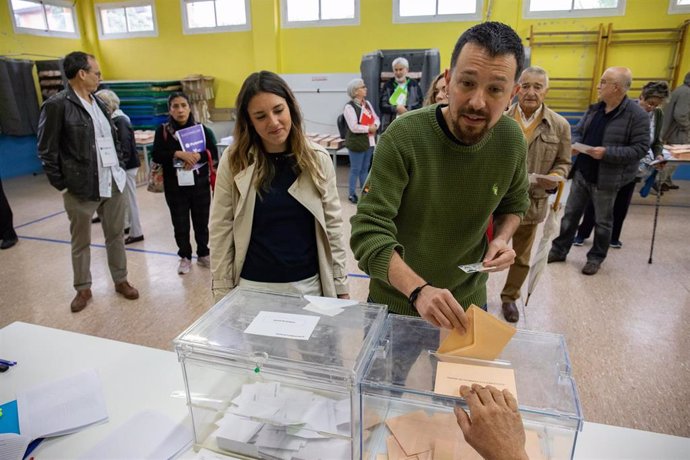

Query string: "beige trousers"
[[500, 223, 538, 303], [238, 273, 322, 297], [63, 188, 128, 290]]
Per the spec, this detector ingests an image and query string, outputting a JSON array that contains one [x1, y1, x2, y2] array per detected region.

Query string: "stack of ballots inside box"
[[211, 382, 351, 459]]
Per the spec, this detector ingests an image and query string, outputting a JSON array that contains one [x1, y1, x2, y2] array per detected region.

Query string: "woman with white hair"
[[343, 78, 379, 204], [95, 89, 144, 244], [379, 57, 423, 132]]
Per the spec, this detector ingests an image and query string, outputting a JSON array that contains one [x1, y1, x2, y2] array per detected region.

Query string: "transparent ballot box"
[[360, 315, 583, 460], [174, 288, 387, 459]]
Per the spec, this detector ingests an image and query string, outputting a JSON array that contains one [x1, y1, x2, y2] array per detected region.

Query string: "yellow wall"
[[1, 0, 689, 108], [93, 0, 257, 108], [0, 1, 89, 58]]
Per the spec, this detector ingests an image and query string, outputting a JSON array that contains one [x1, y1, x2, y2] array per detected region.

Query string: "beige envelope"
[[386, 435, 421, 460], [385, 410, 433, 456], [436, 305, 516, 360]]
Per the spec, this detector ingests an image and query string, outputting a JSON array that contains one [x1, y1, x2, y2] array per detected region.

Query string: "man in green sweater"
[[351, 22, 530, 332]]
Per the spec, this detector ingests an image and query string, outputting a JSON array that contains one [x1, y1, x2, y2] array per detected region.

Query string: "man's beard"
[[451, 107, 490, 145]]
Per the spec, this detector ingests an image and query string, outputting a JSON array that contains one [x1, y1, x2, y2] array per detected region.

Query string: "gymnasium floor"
[[0, 167, 688, 439]]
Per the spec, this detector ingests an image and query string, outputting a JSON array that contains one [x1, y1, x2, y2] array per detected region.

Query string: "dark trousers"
[[576, 180, 636, 243], [551, 171, 618, 264], [0, 177, 17, 241], [164, 180, 211, 260]]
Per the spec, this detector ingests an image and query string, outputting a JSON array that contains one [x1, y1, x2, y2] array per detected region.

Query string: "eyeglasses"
[[599, 79, 615, 87], [83, 68, 102, 78]]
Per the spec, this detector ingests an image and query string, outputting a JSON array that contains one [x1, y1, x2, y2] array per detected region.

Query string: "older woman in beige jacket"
[[210, 71, 349, 303]]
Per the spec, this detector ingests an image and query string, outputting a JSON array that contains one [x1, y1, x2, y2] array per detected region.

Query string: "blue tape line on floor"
[[15, 210, 66, 229], [16, 235, 180, 258], [15, 235, 373, 279]]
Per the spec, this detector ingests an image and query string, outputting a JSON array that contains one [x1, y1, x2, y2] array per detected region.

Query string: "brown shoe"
[[581, 262, 600, 276], [501, 302, 519, 323], [70, 289, 92, 313], [115, 281, 139, 300]]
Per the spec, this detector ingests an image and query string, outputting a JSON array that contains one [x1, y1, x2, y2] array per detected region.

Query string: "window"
[[669, 0, 690, 14], [96, 1, 157, 39], [281, 0, 359, 28], [523, 0, 626, 19], [181, 0, 251, 34], [9, 0, 79, 37], [393, 0, 482, 23]]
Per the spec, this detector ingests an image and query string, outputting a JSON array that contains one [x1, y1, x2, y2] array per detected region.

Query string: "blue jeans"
[[348, 147, 373, 196], [551, 171, 618, 264]]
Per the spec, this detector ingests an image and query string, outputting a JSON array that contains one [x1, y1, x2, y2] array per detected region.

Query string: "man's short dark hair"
[[450, 22, 525, 81], [64, 51, 95, 80]]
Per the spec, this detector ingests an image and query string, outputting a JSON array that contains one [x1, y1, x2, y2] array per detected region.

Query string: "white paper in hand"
[[458, 262, 489, 273], [572, 142, 592, 154]]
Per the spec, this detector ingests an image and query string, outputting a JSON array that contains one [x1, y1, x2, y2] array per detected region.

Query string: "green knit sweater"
[[350, 104, 530, 315]]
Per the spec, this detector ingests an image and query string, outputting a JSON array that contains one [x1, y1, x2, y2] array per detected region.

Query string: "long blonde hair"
[[229, 71, 324, 193]]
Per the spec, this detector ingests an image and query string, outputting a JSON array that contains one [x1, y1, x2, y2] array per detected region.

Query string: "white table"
[[1, 322, 688, 459], [0, 322, 189, 457]]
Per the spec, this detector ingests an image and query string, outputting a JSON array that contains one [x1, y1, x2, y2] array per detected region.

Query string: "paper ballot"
[[572, 142, 593, 154], [529, 173, 566, 184], [434, 361, 517, 401], [244, 311, 320, 341], [0, 434, 31, 460], [303, 295, 358, 317], [458, 262, 490, 274], [436, 305, 516, 360], [78, 410, 193, 460], [17, 368, 108, 440], [217, 382, 351, 459]]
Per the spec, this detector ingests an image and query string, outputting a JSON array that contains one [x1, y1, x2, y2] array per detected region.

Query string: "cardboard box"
[[211, 108, 235, 122]]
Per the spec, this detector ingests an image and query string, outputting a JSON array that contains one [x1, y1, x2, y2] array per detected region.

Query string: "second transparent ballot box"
[[360, 314, 583, 460], [174, 288, 387, 459]]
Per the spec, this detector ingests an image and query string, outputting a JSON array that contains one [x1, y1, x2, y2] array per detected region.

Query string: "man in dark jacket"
[[379, 57, 424, 132], [37, 51, 139, 313], [548, 67, 650, 275], [659, 71, 690, 190]]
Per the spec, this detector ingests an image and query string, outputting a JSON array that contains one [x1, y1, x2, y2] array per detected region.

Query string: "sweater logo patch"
[[492, 183, 498, 196]]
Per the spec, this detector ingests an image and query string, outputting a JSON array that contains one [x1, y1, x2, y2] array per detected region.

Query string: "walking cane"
[[648, 173, 662, 264]]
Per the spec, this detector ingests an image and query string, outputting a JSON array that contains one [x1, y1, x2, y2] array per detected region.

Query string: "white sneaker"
[[197, 255, 210, 268], [177, 258, 192, 274]]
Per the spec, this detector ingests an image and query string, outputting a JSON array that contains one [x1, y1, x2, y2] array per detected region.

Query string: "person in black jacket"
[[152, 92, 218, 275], [96, 89, 145, 245], [37, 51, 139, 313], [548, 67, 650, 275], [379, 57, 424, 132], [573, 81, 669, 249]]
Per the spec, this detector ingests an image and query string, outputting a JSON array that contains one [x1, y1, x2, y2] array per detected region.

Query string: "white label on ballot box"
[[244, 311, 320, 340], [96, 137, 118, 167], [177, 169, 195, 186]]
